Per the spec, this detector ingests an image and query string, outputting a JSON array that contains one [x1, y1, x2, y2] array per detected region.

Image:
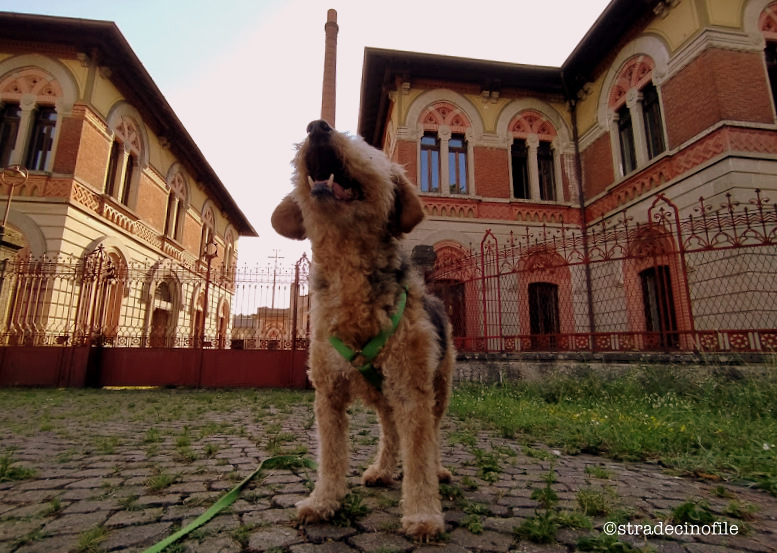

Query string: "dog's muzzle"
[[304, 120, 360, 202]]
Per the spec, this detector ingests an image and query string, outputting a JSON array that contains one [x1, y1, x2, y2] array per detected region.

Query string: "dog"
[[271, 120, 455, 540]]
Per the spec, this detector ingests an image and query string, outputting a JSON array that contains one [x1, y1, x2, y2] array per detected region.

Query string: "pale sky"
[[1, 0, 611, 269]]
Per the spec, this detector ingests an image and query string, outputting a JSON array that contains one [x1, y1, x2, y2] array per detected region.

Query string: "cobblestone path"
[[0, 389, 775, 552]]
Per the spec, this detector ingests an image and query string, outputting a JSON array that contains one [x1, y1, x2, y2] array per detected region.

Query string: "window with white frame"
[[0, 101, 58, 172], [508, 110, 562, 202], [608, 55, 666, 178], [104, 116, 142, 207], [417, 102, 472, 197], [448, 135, 468, 195], [420, 133, 440, 193], [0, 64, 67, 173], [164, 172, 187, 242]]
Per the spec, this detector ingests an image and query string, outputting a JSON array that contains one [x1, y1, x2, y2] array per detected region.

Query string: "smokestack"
[[321, 9, 338, 127]]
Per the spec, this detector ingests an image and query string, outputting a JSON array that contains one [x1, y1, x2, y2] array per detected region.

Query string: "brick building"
[[358, 0, 777, 353], [0, 12, 256, 347]]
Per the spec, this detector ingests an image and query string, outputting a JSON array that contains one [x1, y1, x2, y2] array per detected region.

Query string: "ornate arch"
[[201, 202, 216, 230], [3, 211, 46, 258], [404, 89, 485, 140], [0, 53, 78, 110], [495, 99, 572, 151], [419, 101, 472, 133], [744, 0, 777, 44], [597, 36, 670, 128], [608, 55, 656, 110], [105, 102, 150, 167], [0, 66, 63, 101], [165, 164, 190, 203], [759, 1, 777, 40], [509, 109, 559, 141]]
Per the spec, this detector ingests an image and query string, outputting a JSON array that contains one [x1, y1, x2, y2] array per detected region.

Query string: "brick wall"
[[473, 147, 510, 198], [51, 115, 81, 175], [395, 139, 417, 185], [662, 48, 774, 149], [135, 174, 167, 232], [580, 132, 614, 199], [53, 106, 111, 191]]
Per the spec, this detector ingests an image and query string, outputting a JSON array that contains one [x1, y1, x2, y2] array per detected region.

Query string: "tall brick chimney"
[[321, 9, 338, 127]]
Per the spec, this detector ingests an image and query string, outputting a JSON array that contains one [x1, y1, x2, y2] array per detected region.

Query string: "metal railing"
[[428, 191, 777, 354], [0, 247, 311, 350]]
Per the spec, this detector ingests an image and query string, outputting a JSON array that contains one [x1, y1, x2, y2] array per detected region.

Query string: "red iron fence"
[[0, 250, 310, 351], [428, 191, 777, 354]]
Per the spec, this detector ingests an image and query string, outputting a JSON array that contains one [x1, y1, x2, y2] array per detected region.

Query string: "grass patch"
[[75, 525, 107, 553], [449, 367, 777, 489], [0, 453, 36, 482], [330, 492, 369, 527]]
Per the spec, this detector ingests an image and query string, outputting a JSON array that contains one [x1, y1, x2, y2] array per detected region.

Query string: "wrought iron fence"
[[0, 247, 310, 350], [3, 191, 776, 355], [428, 191, 777, 354]]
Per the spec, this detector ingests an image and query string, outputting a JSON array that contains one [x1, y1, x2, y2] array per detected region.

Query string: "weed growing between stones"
[[75, 525, 107, 553], [0, 453, 36, 481]]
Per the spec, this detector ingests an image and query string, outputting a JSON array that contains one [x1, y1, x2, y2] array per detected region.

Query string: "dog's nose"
[[307, 120, 332, 135]]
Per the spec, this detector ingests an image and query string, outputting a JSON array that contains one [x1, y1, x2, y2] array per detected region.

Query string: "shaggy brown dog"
[[271, 120, 454, 540]]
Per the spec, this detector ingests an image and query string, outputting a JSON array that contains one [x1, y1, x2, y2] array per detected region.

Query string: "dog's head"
[[271, 120, 425, 242]]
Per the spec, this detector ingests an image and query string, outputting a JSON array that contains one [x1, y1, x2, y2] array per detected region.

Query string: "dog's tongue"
[[308, 174, 355, 201]]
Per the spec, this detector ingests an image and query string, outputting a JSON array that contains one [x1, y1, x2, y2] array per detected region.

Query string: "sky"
[[1, 0, 611, 270]]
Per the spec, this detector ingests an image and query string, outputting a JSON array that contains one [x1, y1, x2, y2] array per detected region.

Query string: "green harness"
[[328, 286, 408, 391]]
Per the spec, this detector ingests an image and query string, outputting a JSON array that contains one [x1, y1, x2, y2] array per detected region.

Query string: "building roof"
[[358, 0, 661, 147], [0, 11, 258, 237]]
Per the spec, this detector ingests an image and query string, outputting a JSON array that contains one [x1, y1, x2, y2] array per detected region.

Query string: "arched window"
[[760, 2, 777, 111], [105, 115, 143, 207], [608, 55, 666, 177], [418, 102, 472, 196], [164, 171, 188, 242], [0, 66, 63, 171], [509, 110, 561, 202], [199, 205, 215, 258]]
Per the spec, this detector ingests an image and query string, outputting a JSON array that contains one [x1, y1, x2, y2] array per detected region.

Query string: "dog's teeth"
[[307, 176, 315, 188], [327, 174, 335, 189]]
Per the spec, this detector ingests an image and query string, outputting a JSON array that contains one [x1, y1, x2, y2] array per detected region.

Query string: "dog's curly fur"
[[271, 120, 455, 540]]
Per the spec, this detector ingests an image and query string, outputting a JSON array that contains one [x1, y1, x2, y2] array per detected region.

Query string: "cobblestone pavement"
[[0, 389, 775, 553]]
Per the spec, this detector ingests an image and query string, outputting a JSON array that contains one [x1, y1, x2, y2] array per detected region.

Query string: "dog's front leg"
[[393, 390, 445, 540], [296, 383, 350, 523]]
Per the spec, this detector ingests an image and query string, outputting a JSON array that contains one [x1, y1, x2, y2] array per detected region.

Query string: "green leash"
[[328, 286, 408, 391], [142, 455, 316, 553]]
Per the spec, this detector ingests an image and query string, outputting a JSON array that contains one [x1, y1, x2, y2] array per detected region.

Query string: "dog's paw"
[[295, 496, 340, 524], [402, 513, 444, 541], [437, 467, 452, 483], [362, 466, 396, 487]]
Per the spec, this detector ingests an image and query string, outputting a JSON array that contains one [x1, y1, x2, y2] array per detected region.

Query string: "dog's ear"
[[271, 194, 306, 240], [390, 167, 425, 236]]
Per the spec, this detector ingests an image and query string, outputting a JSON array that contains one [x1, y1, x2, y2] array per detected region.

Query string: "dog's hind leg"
[[432, 364, 453, 483], [362, 401, 399, 486], [296, 381, 351, 523]]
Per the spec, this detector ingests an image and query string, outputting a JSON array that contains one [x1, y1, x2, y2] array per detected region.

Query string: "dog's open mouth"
[[307, 174, 358, 202], [304, 120, 362, 202]]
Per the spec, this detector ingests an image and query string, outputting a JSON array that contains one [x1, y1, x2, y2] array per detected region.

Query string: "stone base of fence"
[[453, 351, 775, 384]]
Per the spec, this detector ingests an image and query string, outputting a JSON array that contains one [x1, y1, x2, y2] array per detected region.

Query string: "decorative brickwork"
[[0, 66, 62, 101], [587, 126, 777, 221], [508, 109, 558, 140], [419, 101, 471, 133], [608, 56, 655, 110]]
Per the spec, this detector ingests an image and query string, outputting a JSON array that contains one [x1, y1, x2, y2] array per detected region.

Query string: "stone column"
[[527, 134, 541, 201], [626, 89, 648, 167], [10, 94, 36, 166]]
